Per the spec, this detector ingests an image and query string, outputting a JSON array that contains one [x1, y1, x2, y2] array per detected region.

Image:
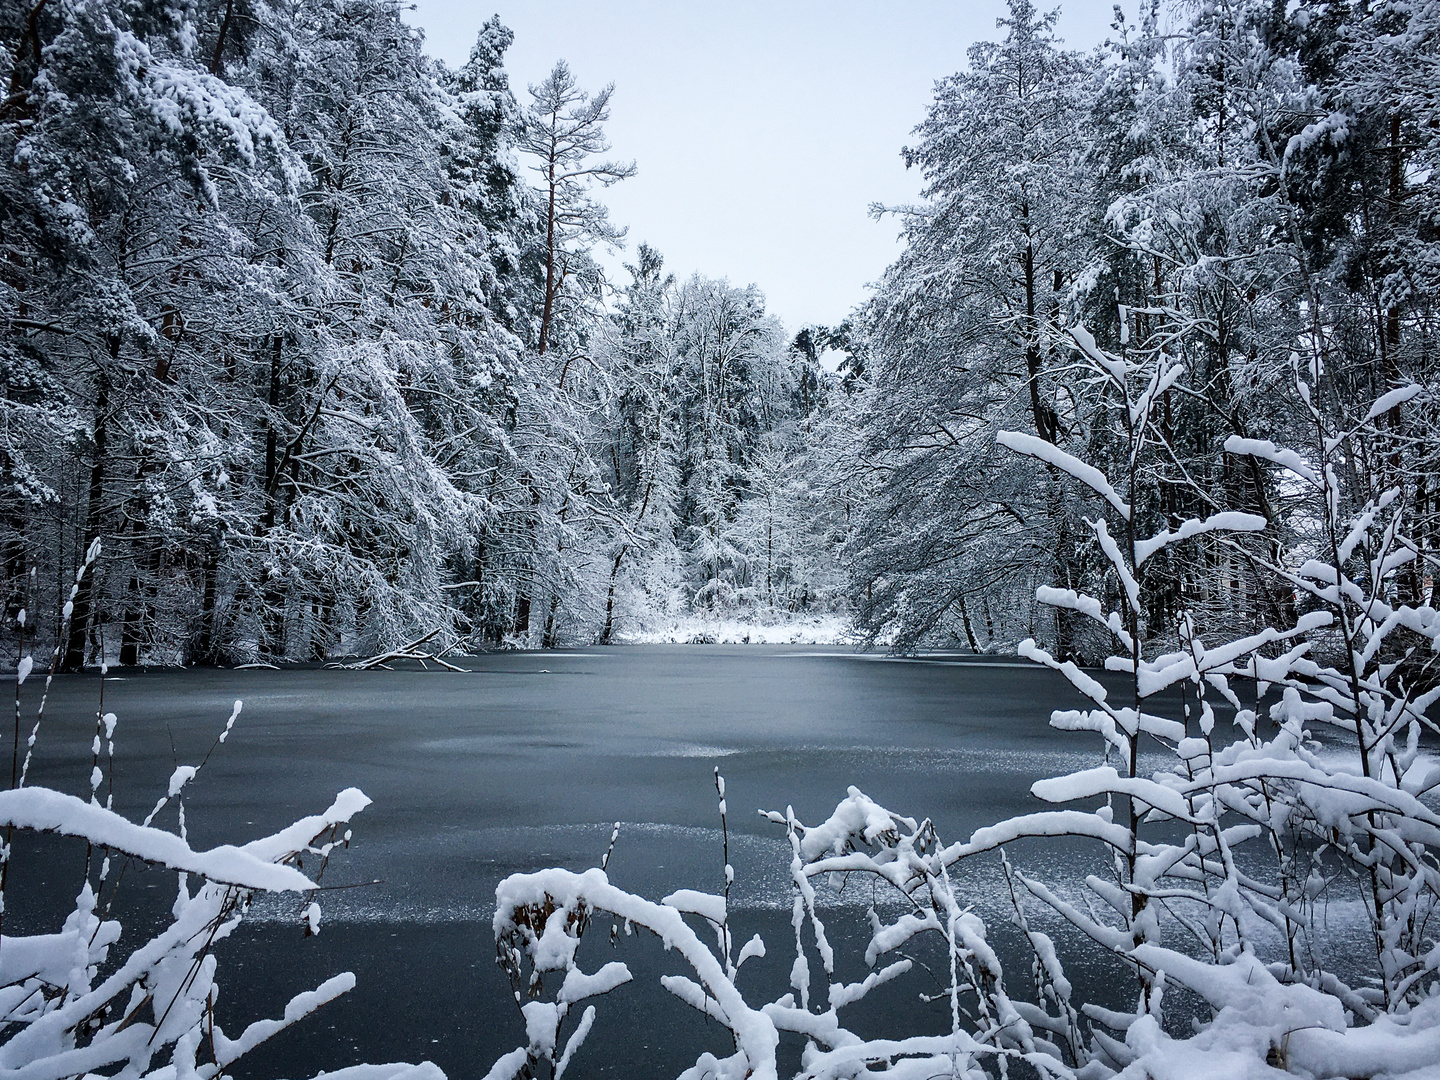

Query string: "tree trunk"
[[310, 591, 334, 661], [513, 589, 531, 638], [1051, 501, 1077, 661], [0, 449, 29, 622], [119, 572, 142, 666], [766, 515, 773, 606], [62, 366, 110, 673], [194, 545, 219, 664], [1021, 222, 1058, 444], [538, 158, 558, 356], [513, 479, 540, 640], [957, 592, 979, 652], [209, 0, 234, 74], [260, 334, 282, 531], [541, 593, 560, 649], [599, 546, 627, 645], [257, 334, 287, 660], [262, 584, 286, 659], [3, 0, 49, 108]]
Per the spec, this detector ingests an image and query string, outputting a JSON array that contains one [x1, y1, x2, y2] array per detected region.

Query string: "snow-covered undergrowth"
[[615, 611, 854, 645], [483, 341, 1440, 1079], [0, 569, 443, 1080]]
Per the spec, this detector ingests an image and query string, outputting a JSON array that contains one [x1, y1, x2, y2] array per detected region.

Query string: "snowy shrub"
[[0, 590, 444, 1080], [485, 331, 1440, 1079], [487, 781, 1044, 1080]]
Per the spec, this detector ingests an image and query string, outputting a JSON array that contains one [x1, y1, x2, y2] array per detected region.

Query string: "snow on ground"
[[615, 612, 854, 645]]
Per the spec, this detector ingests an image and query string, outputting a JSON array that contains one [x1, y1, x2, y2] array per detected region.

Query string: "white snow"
[[0, 787, 315, 891], [616, 613, 853, 645], [996, 430, 1131, 521]]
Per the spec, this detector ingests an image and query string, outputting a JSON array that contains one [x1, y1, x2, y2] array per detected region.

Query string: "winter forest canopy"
[[0, 0, 1438, 671], [0, 0, 855, 666]]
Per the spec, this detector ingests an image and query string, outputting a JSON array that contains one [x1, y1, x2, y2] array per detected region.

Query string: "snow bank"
[[615, 612, 853, 645]]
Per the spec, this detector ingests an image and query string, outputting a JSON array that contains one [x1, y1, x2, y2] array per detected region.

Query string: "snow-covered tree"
[[518, 60, 634, 364], [852, 0, 1101, 655]]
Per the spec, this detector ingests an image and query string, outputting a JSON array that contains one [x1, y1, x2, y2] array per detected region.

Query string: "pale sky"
[[405, 1, 1125, 334]]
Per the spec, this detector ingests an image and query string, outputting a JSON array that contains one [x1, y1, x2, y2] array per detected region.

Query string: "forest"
[[3, 0, 1438, 668], [0, 1, 847, 667]]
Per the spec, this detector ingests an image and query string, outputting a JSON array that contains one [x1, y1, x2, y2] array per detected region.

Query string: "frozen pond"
[[10, 646, 1373, 1077]]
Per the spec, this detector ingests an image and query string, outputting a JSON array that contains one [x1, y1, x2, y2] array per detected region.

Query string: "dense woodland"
[[0, 0, 842, 665], [0, 0, 1437, 664], [849, 0, 1440, 662]]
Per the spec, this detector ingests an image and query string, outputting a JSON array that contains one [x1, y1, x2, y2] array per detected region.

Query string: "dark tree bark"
[[62, 362, 111, 673]]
